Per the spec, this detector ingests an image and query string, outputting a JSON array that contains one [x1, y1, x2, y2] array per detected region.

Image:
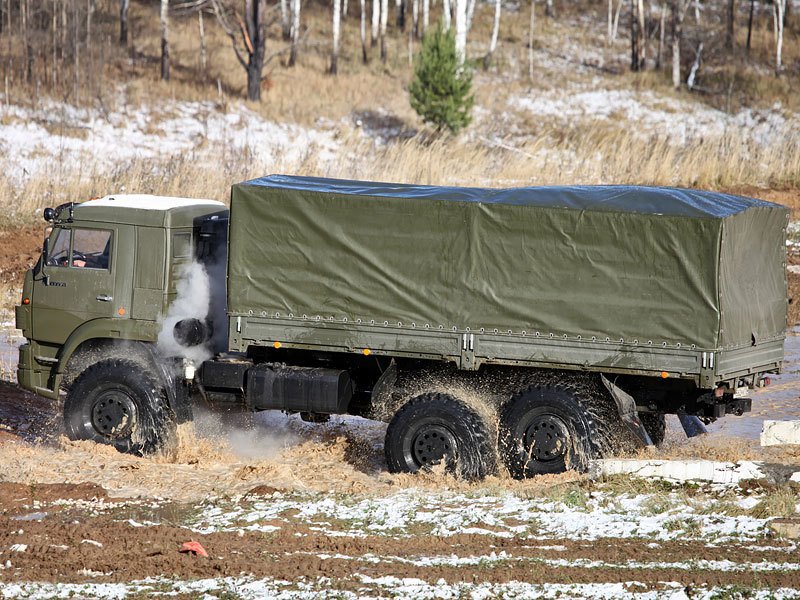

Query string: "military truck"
[[16, 176, 788, 479]]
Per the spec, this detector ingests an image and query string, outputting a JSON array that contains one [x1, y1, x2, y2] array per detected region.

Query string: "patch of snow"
[[510, 89, 800, 147], [0, 98, 340, 183]]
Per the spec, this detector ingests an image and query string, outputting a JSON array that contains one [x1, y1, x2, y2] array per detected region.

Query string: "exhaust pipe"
[[173, 318, 211, 347]]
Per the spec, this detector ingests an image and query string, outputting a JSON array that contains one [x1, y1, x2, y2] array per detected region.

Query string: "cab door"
[[31, 225, 131, 345]]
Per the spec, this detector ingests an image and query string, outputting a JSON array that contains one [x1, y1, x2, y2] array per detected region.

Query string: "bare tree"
[[465, 0, 476, 31], [380, 0, 388, 61], [120, 0, 129, 46], [161, 0, 170, 80], [280, 0, 290, 39], [528, 0, 535, 80], [360, 0, 368, 61], [289, 0, 300, 65], [371, 0, 379, 45], [454, 0, 467, 64], [331, 0, 341, 73], [656, 4, 666, 69], [442, 0, 451, 30], [725, 0, 735, 49], [422, 0, 429, 34], [746, 0, 754, 53], [774, 0, 786, 73], [626, 0, 647, 70], [484, 0, 501, 67], [212, 0, 269, 101], [671, 0, 690, 88], [195, 9, 210, 64]]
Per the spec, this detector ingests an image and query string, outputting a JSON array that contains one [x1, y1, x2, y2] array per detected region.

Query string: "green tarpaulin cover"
[[228, 176, 787, 351]]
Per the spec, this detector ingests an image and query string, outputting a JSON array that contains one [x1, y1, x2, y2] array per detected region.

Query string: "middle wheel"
[[384, 392, 497, 480]]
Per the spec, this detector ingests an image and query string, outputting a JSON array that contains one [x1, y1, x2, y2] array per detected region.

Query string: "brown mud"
[[0, 506, 798, 587]]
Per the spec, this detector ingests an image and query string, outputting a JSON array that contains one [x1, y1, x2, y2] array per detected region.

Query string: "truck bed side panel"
[[228, 184, 723, 350]]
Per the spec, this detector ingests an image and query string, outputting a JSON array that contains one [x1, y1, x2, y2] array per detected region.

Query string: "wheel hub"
[[411, 425, 458, 469], [523, 414, 569, 461], [91, 392, 136, 439]]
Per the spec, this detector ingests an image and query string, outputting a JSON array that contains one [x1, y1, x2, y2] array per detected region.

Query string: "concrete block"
[[769, 518, 800, 539], [590, 459, 766, 485], [761, 420, 800, 447]]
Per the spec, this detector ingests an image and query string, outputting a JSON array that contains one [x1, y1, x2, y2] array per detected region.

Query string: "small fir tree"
[[409, 26, 474, 135]]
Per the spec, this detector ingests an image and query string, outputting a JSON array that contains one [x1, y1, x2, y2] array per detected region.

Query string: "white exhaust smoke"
[[157, 261, 213, 364]]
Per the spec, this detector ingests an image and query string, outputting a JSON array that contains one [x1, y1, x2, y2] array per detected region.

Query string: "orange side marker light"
[[660, 371, 669, 379], [117, 307, 126, 316], [22, 298, 30, 305]]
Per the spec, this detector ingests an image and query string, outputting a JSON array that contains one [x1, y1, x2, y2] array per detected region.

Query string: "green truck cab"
[[15, 177, 789, 478]]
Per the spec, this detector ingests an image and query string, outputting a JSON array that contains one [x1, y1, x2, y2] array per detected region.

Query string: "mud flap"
[[600, 375, 653, 447], [677, 410, 708, 438]]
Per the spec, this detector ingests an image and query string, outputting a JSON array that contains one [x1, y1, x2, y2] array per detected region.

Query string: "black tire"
[[63, 358, 176, 456], [499, 382, 633, 478], [384, 392, 497, 480], [640, 412, 667, 446]]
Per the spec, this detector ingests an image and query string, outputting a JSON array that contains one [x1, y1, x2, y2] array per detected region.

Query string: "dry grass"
[[1, 119, 797, 228]]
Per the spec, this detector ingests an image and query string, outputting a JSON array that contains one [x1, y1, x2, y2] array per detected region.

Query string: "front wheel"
[[63, 358, 176, 456], [384, 392, 497, 480]]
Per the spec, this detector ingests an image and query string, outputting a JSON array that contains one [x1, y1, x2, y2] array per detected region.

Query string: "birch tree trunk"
[[396, 0, 404, 29], [775, 0, 785, 73], [331, 0, 341, 73], [607, 0, 613, 43], [454, 0, 467, 64], [161, 0, 170, 80], [657, 5, 665, 69], [360, 0, 368, 61], [422, 0, 429, 33], [120, 0, 129, 46], [612, 0, 623, 40], [528, 0, 535, 80], [484, 0, 501, 68], [280, 0, 291, 39], [199, 11, 207, 76], [637, 0, 646, 68], [671, 0, 684, 88], [412, 0, 419, 37], [442, 0, 451, 30], [466, 0, 477, 32], [289, 0, 301, 65], [545, 0, 554, 18], [380, 0, 388, 62], [371, 0, 379, 46]]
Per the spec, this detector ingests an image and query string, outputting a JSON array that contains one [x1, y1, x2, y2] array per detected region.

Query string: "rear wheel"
[[63, 358, 176, 456], [499, 382, 630, 478], [384, 392, 496, 480]]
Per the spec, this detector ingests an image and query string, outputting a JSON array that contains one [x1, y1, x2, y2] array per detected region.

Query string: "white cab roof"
[[81, 195, 225, 211]]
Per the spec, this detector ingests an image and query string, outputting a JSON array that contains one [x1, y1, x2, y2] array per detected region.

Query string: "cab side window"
[[73, 229, 112, 270], [47, 228, 71, 267]]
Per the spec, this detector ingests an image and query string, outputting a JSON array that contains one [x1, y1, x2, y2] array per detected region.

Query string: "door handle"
[[96, 295, 113, 302]]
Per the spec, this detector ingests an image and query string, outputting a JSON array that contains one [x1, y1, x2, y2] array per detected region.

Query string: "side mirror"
[[43, 207, 55, 222], [36, 238, 50, 284]]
